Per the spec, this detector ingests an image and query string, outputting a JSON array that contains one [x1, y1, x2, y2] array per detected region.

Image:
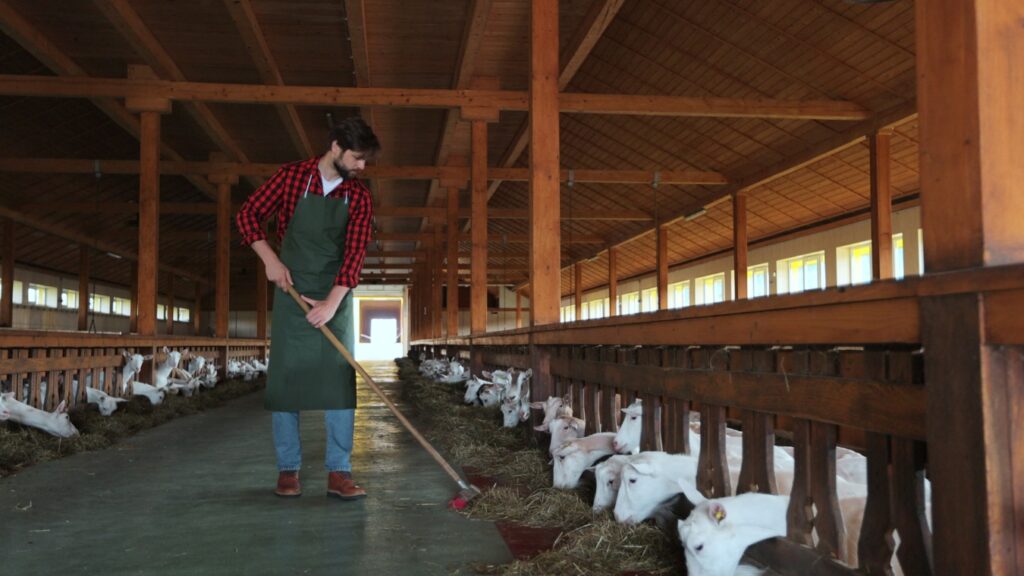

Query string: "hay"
[[467, 487, 593, 528], [0, 376, 266, 477]]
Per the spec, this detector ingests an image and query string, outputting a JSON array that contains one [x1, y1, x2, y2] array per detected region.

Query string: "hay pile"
[[396, 357, 684, 576], [0, 376, 265, 477]]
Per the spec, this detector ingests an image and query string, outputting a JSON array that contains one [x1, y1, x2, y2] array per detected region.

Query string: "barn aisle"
[[0, 361, 512, 575]]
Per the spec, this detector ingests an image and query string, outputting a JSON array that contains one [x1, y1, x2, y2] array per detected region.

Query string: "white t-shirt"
[[321, 175, 343, 196]]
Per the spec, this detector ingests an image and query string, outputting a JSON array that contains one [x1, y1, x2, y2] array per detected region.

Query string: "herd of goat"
[[0, 348, 268, 439], [419, 355, 932, 576]]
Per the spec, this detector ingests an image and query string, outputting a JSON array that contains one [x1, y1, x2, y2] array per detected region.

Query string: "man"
[[236, 117, 380, 500]]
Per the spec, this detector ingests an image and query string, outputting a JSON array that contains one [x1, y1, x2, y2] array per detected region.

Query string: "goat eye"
[[629, 478, 636, 484], [558, 456, 564, 461], [631, 416, 638, 421], [696, 544, 704, 552]]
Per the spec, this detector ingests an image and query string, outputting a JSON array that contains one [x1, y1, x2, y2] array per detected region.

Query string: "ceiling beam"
[[0, 1, 217, 198], [222, 0, 314, 157], [0, 158, 727, 185], [0, 75, 871, 120], [0, 204, 206, 283]]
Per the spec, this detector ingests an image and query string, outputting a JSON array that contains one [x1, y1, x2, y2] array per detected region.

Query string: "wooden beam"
[[917, 1, 1024, 574], [165, 272, 174, 335], [78, 245, 89, 331], [471, 120, 488, 335], [223, 0, 313, 158], [529, 0, 561, 328], [657, 227, 669, 309], [431, 225, 443, 339], [0, 74, 870, 120], [515, 291, 522, 329], [0, 1, 217, 198], [870, 130, 893, 281], [608, 246, 618, 317], [376, 232, 603, 244], [0, 218, 12, 327], [214, 175, 234, 338], [134, 108, 161, 336], [574, 263, 583, 320], [446, 187, 459, 337], [130, 261, 138, 332], [734, 193, 748, 300], [255, 257, 267, 339]]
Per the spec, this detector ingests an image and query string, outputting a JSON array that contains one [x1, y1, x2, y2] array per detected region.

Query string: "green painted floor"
[[0, 361, 512, 575]]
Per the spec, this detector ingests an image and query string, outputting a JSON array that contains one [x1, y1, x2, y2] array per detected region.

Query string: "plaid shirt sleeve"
[[336, 181, 373, 287], [235, 164, 293, 246]]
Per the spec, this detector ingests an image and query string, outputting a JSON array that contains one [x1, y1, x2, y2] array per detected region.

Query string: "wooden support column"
[[515, 290, 522, 328], [528, 0, 560, 328], [431, 226, 442, 338], [130, 261, 138, 333], [193, 283, 202, 336], [1, 219, 13, 327], [917, 2, 1024, 574], [574, 263, 583, 319], [256, 257, 267, 339], [870, 129, 894, 281], [657, 227, 669, 309], [210, 152, 238, 339], [126, 65, 170, 336], [608, 247, 617, 317], [470, 118, 489, 335], [77, 245, 89, 331], [446, 186, 460, 338], [165, 272, 174, 335], [733, 193, 748, 299]]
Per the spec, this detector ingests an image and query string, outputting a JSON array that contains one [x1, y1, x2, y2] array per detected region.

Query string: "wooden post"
[[528, 0, 560, 328], [256, 257, 267, 339], [126, 65, 170, 337], [77, 245, 89, 331], [431, 225, 443, 339], [515, 290, 522, 328], [130, 261, 138, 333], [446, 186, 459, 338], [470, 119, 488, 335], [608, 247, 617, 317], [870, 129, 894, 281], [210, 152, 237, 339], [193, 283, 202, 336], [0, 219, 12, 327], [917, 1, 1024, 574], [574, 263, 583, 320], [166, 272, 174, 335], [733, 193, 748, 299], [657, 227, 669, 309]]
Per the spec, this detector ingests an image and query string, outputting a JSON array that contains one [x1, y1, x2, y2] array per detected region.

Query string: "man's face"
[[332, 143, 367, 178]]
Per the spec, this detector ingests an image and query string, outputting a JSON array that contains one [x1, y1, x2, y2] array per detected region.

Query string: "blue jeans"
[[272, 410, 355, 472]]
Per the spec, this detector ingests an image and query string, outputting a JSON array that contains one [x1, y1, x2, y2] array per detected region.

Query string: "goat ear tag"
[[710, 504, 726, 522]]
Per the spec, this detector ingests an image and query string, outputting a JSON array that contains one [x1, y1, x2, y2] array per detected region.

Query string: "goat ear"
[[529, 401, 544, 409], [561, 393, 571, 405], [162, 346, 169, 353], [708, 503, 727, 524], [143, 354, 154, 361], [55, 400, 68, 414], [533, 423, 547, 432], [630, 461, 654, 476]]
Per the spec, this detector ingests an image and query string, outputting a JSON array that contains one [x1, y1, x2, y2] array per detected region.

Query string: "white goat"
[[552, 432, 617, 489], [613, 398, 643, 454], [1, 394, 79, 438], [677, 492, 789, 576], [85, 387, 128, 416]]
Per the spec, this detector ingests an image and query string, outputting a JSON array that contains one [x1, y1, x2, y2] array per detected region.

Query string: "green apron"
[[265, 181, 356, 411]]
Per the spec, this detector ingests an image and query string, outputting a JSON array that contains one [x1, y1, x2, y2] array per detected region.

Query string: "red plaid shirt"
[[236, 157, 373, 288]]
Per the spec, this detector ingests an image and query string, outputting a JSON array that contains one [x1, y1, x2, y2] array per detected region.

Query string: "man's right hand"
[[265, 259, 293, 290]]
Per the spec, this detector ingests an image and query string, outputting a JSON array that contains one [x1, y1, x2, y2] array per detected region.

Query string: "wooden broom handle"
[[284, 284, 465, 485]]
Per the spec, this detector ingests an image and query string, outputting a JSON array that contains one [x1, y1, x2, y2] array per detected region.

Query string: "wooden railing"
[[412, 263, 1024, 575], [0, 331, 269, 411]]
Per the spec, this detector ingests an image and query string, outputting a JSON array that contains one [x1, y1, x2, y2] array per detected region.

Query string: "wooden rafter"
[[0, 0, 217, 198], [222, 0, 314, 157], [0, 75, 871, 120]]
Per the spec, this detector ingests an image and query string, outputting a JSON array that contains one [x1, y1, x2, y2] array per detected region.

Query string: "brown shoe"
[[327, 471, 366, 500], [275, 471, 302, 497]]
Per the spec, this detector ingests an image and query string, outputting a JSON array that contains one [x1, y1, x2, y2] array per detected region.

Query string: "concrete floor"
[[0, 362, 512, 575]]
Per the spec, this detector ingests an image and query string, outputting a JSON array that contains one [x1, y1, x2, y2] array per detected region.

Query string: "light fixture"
[[106, 252, 123, 259], [684, 208, 707, 222]]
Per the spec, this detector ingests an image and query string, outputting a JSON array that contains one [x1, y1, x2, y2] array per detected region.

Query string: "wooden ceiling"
[[0, 0, 918, 306]]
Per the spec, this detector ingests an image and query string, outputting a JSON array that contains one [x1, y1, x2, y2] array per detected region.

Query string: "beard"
[[333, 160, 354, 180]]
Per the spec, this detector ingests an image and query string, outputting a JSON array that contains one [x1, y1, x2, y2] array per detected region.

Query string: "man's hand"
[[251, 240, 292, 290], [301, 286, 350, 329]]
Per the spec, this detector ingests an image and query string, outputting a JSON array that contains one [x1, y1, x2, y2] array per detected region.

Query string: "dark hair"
[[327, 116, 381, 158]]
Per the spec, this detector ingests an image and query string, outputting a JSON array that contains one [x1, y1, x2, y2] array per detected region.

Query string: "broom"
[[284, 284, 481, 509]]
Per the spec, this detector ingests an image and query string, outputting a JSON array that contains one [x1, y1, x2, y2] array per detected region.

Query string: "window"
[[175, 307, 190, 322], [157, 304, 166, 321], [695, 273, 726, 305], [89, 294, 110, 314], [618, 291, 640, 315], [747, 263, 769, 298], [918, 228, 925, 275], [668, 281, 690, 309], [587, 298, 607, 320], [61, 289, 79, 309], [641, 287, 658, 312], [10, 280, 23, 304], [111, 297, 132, 317], [893, 234, 905, 280], [777, 251, 826, 294], [27, 283, 57, 307], [837, 241, 873, 286]]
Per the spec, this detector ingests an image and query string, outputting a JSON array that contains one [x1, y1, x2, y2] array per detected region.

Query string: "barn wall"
[[564, 206, 922, 308]]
